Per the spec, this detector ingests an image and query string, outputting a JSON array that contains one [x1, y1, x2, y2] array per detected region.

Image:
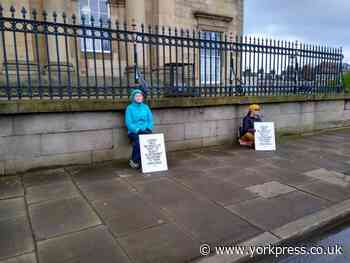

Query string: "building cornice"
[[193, 11, 233, 23]]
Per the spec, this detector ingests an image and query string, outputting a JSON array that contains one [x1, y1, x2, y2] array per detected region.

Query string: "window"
[[200, 31, 221, 84], [79, 0, 111, 52]]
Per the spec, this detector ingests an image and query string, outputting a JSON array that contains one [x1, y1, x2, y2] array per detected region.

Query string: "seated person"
[[125, 89, 153, 169], [239, 104, 262, 147]]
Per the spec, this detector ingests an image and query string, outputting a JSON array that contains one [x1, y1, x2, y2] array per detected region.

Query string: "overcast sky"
[[244, 0, 350, 63]]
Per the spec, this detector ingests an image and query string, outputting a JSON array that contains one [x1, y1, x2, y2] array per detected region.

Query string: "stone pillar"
[[42, 0, 71, 64], [154, 0, 175, 85], [28, 0, 46, 67], [157, 0, 175, 27], [110, 1, 126, 79], [126, 0, 145, 26], [125, 0, 146, 83]]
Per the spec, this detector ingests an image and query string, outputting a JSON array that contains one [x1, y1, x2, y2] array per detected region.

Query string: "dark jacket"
[[242, 113, 262, 135]]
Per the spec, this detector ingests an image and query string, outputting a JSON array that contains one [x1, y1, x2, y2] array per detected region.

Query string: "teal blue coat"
[[125, 89, 153, 134]]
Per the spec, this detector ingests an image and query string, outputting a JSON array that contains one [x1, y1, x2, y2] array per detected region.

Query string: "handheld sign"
[[254, 122, 276, 151], [139, 133, 168, 174]]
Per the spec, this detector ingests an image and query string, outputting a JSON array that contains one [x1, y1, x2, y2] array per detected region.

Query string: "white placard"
[[140, 133, 168, 173], [254, 122, 276, 151]]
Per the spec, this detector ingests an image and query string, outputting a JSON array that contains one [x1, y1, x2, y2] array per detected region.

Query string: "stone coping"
[[0, 94, 349, 115], [195, 198, 350, 263]]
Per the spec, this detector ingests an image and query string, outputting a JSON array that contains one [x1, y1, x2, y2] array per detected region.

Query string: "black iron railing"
[[0, 5, 344, 100]]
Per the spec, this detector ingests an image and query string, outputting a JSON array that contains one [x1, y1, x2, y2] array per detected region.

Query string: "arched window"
[[79, 0, 111, 52]]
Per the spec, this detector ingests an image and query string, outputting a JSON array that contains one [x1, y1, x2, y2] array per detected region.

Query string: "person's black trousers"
[[128, 130, 152, 165]]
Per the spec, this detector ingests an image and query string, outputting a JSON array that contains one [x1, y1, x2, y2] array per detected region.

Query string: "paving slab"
[[194, 148, 237, 159], [300, 157, 350, 173], [222, 158, 269, 170], [204, 166, 242, 180], [133, 178, 199, 209], [0, 198, 26, 221], [0, 176, 24, 200], [70, 164, 120, 186], [246, 181, 295, 199], [225, 171, 280, 188], [173, 174, 257, 206], [179, 158, 228, 171], [29, 197, 101, 240], [0, 254, 36, 263], [118, 223, 200, 263], [78, 178, 135, 201], [206, 155, 244, 166], [38, 226, 130, 263], [259, 167, 318, 187], [168, 150, 201, 161], [26, 181, 79, 205], [0, 217, 34, 260], [121, 170, 169, 185], [295, 180, 350, 202], [227, 191, 330, 231], [167, 152, 201, 168], [164, 197, 262, 245], [22, 169, 69, 188], [265, 158, 320, 174], [167, 167, 204, 179], [303, 168, 349, 186], [167, 157, 195, 168], [319, 152, 350, 163], [92, 194, 167, 237]]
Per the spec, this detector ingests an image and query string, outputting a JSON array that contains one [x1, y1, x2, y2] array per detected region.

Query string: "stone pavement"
[[1, 129, 350, 263]]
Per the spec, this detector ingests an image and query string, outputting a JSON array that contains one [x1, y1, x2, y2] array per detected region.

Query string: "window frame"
[[200, 31, 222, 85], [79, 0, 111, 53]]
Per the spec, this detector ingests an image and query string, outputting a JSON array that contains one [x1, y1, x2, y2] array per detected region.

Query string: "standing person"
[[125, 89, 153, 169], [239, 104, 262, 147]]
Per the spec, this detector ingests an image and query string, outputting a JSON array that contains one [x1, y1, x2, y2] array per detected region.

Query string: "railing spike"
[[31, 9, 37, 19], [21, 7, 27, 17], [71, 13, 76, 24], [42, 10, 47, 20], [10, 5, 16, 17], [81, 14, 86, 24], [53, 11, 57, 22]]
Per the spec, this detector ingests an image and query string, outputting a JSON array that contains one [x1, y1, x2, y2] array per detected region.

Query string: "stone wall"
[[1, 97, 350, 175]]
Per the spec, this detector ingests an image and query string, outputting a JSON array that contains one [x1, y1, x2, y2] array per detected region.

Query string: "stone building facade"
[[0, 0, 243, 34], [0, 0, 244, 87]]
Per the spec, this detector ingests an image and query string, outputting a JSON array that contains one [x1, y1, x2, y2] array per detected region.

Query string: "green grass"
[[343, 72, 350, 93]]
